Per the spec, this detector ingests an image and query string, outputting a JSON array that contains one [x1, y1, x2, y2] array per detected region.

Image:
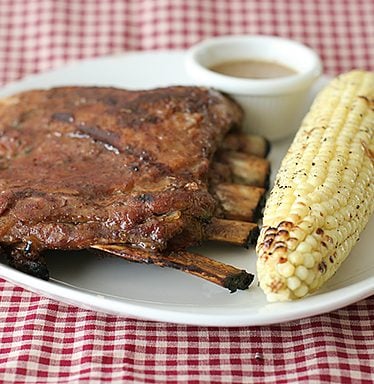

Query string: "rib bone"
[[204, 217, 259, 248], [222, 133, 270, 158], [91, 244, 254, 292], [213, 184, 266, 222], [219, 151, 270, 188]]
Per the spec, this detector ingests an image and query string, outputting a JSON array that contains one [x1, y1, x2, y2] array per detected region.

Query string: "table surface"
[[0, 1, 373, 383]]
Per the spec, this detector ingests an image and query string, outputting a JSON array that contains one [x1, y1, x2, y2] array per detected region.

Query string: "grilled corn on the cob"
[[256, 70, 374, 302]]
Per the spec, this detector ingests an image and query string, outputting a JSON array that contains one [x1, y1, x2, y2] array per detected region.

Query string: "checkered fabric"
[[0, 0, 373, 383], [0, 279, 373, 383], [0, 0, 373, 85]]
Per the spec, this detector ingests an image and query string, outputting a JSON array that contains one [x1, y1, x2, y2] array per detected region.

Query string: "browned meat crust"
[[0, 86, 242, 257]]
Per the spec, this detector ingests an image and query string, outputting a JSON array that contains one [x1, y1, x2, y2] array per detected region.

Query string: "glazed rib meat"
[[0, 86, 266, 290]]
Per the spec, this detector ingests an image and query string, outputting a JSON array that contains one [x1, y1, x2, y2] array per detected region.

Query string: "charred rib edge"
[[91, 243, 254, 292], [2, 243, 49, 280], [204, 217, 259, 247]]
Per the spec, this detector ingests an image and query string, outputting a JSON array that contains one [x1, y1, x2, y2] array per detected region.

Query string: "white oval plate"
[[0, 51, 372, 327]]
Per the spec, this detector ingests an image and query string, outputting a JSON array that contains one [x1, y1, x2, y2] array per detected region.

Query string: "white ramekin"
[[185, 35, 322, 140]]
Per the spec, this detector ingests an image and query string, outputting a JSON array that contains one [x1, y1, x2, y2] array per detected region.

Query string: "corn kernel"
[[289, 251, 303, 266], [294, 284, 309, 297], [305, 234, 319, 249], [304, 254, 316, 268], [277, 262, 295, 278], [287, 276, 301, 290], [304, 271, 315, 285], [295, 265, 309, 281], [290, 227, 307, 242], [297, 242, 313, 253]]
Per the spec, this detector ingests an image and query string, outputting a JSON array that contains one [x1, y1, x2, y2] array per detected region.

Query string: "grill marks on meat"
[[0, 86, 268, 291]]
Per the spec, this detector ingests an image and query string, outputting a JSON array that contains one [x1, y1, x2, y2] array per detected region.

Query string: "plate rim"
[[0, 51, 372, 327], [1, 261, 372, 326]]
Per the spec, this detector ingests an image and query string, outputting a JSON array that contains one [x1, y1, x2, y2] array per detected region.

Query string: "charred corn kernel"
[[256, 70, 374, 302]]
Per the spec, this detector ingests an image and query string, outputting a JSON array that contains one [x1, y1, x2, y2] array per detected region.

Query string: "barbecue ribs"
[[0, 86, 269, 291]]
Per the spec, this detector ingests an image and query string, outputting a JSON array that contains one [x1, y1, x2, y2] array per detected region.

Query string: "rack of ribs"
[[0, 86, 270, 292]]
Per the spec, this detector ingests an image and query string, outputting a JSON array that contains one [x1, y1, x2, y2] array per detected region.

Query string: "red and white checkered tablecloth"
[[0, 1, 373, 383]]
